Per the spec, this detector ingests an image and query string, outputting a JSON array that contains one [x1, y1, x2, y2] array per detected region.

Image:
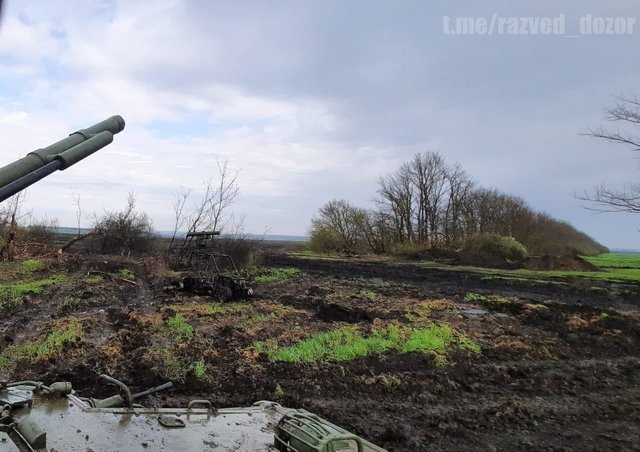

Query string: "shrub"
[[460, 234, 528, 268], [213, 235, 259, 270], [308, 225, 343, 253], [22, 217, 59, 244], [93, 193, 156, 255], [390, 242, 429, 260]]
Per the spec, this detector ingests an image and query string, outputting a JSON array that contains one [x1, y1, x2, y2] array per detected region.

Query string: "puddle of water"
[[460, 307, 488, 318], [460, 307, 511, 319]]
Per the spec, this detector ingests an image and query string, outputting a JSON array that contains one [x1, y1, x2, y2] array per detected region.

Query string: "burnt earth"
[[1, 252, 639, 451]]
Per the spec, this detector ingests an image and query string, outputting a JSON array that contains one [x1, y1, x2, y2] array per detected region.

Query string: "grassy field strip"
[[517, 253, 640, 282], [513, 268, 640, 282], [415, 253, 640, 283], [583, 253, 640, 269]]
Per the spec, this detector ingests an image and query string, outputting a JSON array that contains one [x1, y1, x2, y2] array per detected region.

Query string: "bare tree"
[[579, 95, 640, 213], [578, 183, 640, 213], [311, 199, 367, 253], [73, 192, 82, 235], [409, 152, 449, 245], [181, 161, 240, 234], [442, 164, 475, 245], [358, 210, 392, 254], [378, 164, 414, 243], [0, 191, 25, 260], [169, 186, 191, 250], [378, 152, 472, 246]]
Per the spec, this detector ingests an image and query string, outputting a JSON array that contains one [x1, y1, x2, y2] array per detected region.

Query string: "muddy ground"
[[1, 250, 639, 451]]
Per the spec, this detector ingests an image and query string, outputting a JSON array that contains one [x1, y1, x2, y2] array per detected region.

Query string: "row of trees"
[[311, 152, 607, 256]]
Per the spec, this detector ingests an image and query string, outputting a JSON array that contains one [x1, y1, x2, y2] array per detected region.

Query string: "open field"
[[0, 250, 639, 450]]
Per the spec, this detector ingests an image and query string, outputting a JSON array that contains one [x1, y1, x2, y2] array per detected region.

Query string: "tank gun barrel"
[[0, 115, 125, 202]]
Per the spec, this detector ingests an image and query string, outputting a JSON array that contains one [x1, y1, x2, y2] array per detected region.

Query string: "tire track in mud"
[[309, 386, 640, 450]]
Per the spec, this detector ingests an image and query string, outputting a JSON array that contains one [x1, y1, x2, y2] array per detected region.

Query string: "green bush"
[[460, 234, 528, 268], [308, 226, 342, 253]]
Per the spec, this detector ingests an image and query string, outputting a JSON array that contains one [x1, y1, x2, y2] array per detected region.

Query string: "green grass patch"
[[362, 290, 380, 301], [464, 292, 487, 303], [0, 318, 83, 366], [119, 268, 135, 279], [149, 348, 210, 382], [0, 260, 51, 284], [192, 360, 206, 379], [164, 302, 293, 329], [254, 267, 301, 283], [163, 302, 250, 317], [21, 259, 45, 271], [25, 320, 83, 359], [463, 292, 513, 310], [240, 308, 289, 327], [150, 347, 191, 381], [166, 314, 194, 340], [0, 275, 65, 301], [83, 274, 104, 284], [434, 354, 449, 368], [254, 323, 479, 364], [405, 300, 458, 322]]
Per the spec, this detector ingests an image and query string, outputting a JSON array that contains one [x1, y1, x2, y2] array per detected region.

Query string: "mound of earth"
[[523, 255, 600, 272]]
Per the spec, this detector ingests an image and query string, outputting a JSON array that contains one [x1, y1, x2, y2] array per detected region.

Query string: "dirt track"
[[1, 252, 639, 451]]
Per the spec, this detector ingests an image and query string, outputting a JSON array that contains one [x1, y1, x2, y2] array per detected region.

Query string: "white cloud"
[[0, 1, 639, 246]]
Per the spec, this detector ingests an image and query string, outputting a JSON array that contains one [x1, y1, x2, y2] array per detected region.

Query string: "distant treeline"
[[310, 152, 607, 256]]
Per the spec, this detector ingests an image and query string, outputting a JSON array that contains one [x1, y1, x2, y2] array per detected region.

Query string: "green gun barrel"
[[0, 115, 125, 201]]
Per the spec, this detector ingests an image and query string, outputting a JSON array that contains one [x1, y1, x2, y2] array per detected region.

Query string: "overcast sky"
[[0, 1, 639, 248]]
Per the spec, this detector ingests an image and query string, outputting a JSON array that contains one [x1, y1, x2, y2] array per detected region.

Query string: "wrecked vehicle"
[[168, 230, 254, 301]]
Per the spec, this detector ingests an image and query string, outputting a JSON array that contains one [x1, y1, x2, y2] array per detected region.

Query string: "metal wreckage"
[[166, 230, 254, 302], [0, 116, 386, 451]]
